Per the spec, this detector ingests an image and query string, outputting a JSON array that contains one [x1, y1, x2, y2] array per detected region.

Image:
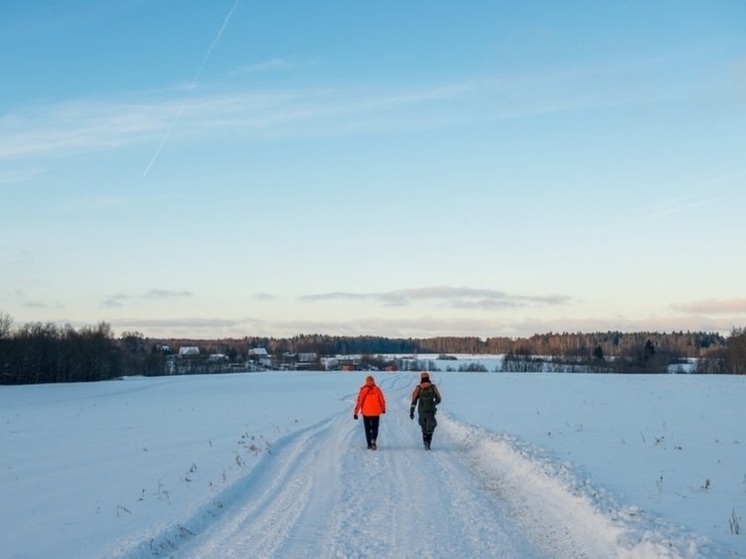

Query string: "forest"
[[1, 312, 745, 385]]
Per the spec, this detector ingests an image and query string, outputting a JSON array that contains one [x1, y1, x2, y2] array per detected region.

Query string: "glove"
[[409, 407, 415, 420], [354, 414, 358, 420]]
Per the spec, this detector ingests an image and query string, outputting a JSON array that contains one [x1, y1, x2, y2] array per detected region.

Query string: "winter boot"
[[371, 440, 377, 450], [424, 433, 432, 450]]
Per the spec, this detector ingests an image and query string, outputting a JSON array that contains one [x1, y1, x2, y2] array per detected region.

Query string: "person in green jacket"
[[409, 371, 442, 450]]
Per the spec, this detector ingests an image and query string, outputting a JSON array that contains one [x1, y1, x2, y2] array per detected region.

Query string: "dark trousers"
[[362, 415, 380, 446], [418, 411, 437, 436]]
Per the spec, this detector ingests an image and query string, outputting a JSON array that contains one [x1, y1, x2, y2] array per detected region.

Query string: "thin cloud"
[[0, 249, 35, 267], [299, 291, 376, 303], [672, 298, 746, 315], [0, 99, 167, 160], [236, 58, 297, 74], [141, 289, 193, 300], [52, 195, 135, 215], [22, 300, 52, 309], [102, 294, 131, 308], [17, 297, 64, 311], [736, 56, 746, 96], [108, 317, 246, 339], [113, 317, 243, 330], [643, 169, 746, 219], [0, 168, 44, 185], [102, 289, 192, 308], [3, 49, 713, 164], [112, 311, 736, 340], [300, 286, 572, 309]]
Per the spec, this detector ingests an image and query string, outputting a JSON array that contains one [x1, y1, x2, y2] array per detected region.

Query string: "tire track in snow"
[[180, 415, 343, 559]]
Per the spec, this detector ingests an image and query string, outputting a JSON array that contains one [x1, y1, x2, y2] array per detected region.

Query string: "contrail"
[[143, 0, 241, 177]]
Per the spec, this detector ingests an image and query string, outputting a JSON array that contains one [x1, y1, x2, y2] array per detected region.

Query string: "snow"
[[1, 367, 744, 558]]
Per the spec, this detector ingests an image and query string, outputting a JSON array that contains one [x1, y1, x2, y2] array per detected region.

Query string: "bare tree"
[[726, 327, 746, 374], [0, 312, 13, 339]]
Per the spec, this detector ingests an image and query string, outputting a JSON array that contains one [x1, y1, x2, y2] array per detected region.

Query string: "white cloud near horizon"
[[102, 311, 740, 341], [299, 286, 572, 309], [141, 289, 194, 300], [672, 298, 746, 315], [103, 289, 193, 308]]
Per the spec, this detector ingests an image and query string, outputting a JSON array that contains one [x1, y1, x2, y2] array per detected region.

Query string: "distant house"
[[278, 352, 319, 370], [178, 346, 200, 357], [320, 357, 339, 370], [337, 355, 360, 371], [248, 348, 272, 369], [296, 352, 318, 370], [207, 353, 228, 363], [280, 352, 297, 370]]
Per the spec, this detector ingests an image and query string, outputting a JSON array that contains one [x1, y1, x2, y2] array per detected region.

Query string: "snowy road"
[[120, 374, 662, 559]]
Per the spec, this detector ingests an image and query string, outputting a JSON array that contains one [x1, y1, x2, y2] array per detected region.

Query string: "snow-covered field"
[[1, 368, 744, 558]]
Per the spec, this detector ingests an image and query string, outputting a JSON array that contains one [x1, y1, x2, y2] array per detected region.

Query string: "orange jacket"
[[354, 377, 386, 416]]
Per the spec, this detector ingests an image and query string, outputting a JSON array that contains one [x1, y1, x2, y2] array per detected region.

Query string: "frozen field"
[[1, 370, 744, 558]]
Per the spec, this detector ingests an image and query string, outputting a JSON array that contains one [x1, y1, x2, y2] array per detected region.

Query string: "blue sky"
[[1, 1, 745, 340]]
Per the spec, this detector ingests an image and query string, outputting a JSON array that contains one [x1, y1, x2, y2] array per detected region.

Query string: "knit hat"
[[420, 371, 429, 380], [366, 375, 375, 384]]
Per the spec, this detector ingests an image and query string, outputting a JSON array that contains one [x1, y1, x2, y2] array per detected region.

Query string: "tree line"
[[156, 330, 727, 360], [0, 320, 122, 385], [1, 311, 744, 385]]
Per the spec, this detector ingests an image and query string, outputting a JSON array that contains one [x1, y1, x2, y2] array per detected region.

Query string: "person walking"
[[410, 371, 442, 450], [353, 375, 386, 450]]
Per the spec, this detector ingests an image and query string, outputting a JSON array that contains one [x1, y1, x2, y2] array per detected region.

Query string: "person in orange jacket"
[[353, 375, 386, 450]]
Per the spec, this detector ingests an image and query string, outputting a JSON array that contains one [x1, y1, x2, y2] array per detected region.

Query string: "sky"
[[1, 1, 745, 340], [2, 368, 743, 557]]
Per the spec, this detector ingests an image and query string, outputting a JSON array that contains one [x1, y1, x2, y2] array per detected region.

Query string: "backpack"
[[418, 384, 437, 413]]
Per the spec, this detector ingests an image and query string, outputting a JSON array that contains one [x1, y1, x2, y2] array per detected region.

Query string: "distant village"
[[163, 345, 401, 375]]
